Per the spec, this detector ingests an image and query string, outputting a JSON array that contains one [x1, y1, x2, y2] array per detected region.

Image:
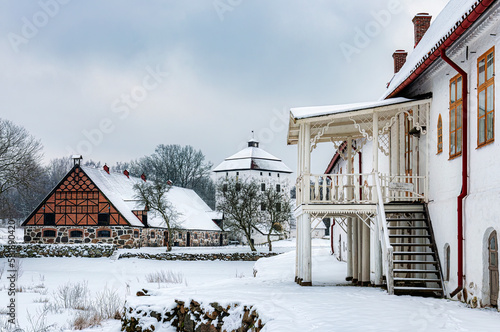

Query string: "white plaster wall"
[[403, 16, 500, 306]]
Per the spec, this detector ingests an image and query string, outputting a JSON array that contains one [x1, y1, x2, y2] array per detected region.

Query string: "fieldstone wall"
[[24, 225, 142, 248], [0, 243, 115, 258], [118, 252, 277, 261], [122, 298, 264, 332], [23, 226, 228, 248]]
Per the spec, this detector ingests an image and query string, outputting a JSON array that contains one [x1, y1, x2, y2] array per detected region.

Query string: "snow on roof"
[[381, 0, 483, 99], [213, 143, 292, 173], [81, 166, 221, 231], [290, 97, 413, 120]]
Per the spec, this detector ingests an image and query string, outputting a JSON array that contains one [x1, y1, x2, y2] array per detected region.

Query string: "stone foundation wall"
[[122, 298, 264, 332], [24, 226, 142, 248], [23, 226, 228, 248], [0, 243, 115, 258]]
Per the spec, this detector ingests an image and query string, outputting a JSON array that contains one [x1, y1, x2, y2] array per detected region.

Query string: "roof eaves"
[[385, 0, 495, 99]]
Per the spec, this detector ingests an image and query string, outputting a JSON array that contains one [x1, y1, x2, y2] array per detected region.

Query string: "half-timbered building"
[[22, 158, 226, 248]]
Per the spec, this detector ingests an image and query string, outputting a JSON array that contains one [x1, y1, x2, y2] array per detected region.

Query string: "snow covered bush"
[[145, 270, 184, 284], [55, 281, 91, 310]]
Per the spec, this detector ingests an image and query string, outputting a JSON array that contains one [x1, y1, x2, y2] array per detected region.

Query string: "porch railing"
[[298, 173, 427, 205]]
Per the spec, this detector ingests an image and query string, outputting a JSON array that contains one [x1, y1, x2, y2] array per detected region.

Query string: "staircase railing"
[[374, 173, 394, 294]]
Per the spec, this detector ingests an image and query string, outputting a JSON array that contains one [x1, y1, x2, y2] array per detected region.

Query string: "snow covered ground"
[[1, 239, 499, 331]]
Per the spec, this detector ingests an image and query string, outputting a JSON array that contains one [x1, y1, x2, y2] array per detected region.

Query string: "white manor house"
[[288, 0, 500, 309]]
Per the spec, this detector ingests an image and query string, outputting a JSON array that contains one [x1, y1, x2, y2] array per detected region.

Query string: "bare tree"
[[45, 156, 73, 189], [215, 177, 261, 251], [130, 144, 215, 208], [0, 119, 43, 197], [259, 184, 292, 252], [133, 180, 178, 251]]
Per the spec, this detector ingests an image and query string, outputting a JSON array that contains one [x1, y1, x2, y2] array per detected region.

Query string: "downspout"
[[440, 49, 467, 298]]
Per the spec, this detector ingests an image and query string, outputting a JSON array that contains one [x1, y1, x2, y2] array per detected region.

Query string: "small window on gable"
[[43, 229, 56, 237], [260, 172, 263, 176], [277, 173, 280, 178], [437, 114, 443, 154], [70, 230, 83, 238], [44, 213, 56, 226], [97, 230, 110, 238], [269, 172, 271, 176], [98, 213, 110, 226]]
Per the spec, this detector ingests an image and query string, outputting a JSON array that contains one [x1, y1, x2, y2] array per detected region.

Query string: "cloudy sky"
[[0, 0, 449, 174]]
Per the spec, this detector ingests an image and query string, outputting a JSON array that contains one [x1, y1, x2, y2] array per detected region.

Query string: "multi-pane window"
[[478, 47, 495, 146], [261, 183, 266, 191], [450, 74, 463, 158], [437, 114, 443, 154], [276, 184, 281, 192]]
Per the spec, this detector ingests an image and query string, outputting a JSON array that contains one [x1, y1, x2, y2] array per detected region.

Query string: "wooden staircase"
[[385, 203, 444, 298]]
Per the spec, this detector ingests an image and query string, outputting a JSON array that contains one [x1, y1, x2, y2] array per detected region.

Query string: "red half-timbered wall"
[[24, 166, 132, 227]]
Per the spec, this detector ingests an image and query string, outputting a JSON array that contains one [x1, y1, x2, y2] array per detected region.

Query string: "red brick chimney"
[[412, 13, 432, 47], [123, 169, 130, 178], [103, 165, 110, 174], [392, 50, 408, 73], [141, 173, 146, 182]]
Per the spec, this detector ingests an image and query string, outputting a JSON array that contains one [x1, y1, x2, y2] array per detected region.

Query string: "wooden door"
[[186, 232, 191, 246], [489, 231, 498, 306]]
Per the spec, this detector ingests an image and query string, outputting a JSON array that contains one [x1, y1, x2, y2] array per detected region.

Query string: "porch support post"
[[346, 219, 353, 281], [373, 112, 379, 174], [295, 124, 304, 283], [362, 217, 371, 285], [301, 212, 312, 286], [352, 217, 358, 283], [373, 214, 383, 286], [357, 217, 362, 282]]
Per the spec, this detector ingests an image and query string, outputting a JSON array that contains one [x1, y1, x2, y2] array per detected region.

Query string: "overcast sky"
[[0, 0, 449, 174]]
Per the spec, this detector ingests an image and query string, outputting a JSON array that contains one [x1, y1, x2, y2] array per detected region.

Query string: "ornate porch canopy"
[[287, 97, 432, 154]]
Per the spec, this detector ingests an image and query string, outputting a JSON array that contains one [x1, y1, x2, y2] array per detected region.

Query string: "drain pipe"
[[440, 49, 468, 298]]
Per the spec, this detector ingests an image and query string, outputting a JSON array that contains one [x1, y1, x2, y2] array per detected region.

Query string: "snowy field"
[[0, 239, 499, 331]]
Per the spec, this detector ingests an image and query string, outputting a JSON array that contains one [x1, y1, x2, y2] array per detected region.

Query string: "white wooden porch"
[[288, 97, 432, 290]]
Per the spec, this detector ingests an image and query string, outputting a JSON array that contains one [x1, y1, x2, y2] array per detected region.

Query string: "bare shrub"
[[54, 281, 91, 310], [235, 270, 245, 278], [72, 310, 102, 330], [94, 287, 123, 320], [25, 307, 54, 332], [145, 270, 184, 284]]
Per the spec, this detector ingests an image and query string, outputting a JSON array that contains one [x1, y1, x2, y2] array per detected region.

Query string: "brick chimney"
[[392, 50, 408, 73], [123, 169, 129, 178], [141, 173, 146, 182], [412, 13, 432, 47], [103, 164, 110, 174]]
